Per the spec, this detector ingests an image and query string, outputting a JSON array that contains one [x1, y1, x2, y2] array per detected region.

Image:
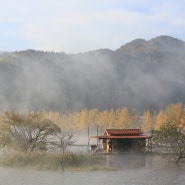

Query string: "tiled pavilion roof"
[[91, 129, 150, 139], [104, 129, 142, 136]]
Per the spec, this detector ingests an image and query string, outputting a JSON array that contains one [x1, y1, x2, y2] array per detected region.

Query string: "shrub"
[[0, 151, 106, 171]]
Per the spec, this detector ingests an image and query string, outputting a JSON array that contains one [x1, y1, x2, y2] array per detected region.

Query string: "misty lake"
[[0, 155, 185, 185]]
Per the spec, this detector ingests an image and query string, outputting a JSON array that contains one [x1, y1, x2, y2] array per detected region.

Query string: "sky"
[[0, 0, 185, 53]]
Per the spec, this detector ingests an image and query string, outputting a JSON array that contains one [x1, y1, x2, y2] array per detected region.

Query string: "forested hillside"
[[0, 36, 185, 113]]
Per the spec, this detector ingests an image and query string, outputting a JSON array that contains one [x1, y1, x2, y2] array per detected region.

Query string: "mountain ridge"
[[0, 35, 185, 113]]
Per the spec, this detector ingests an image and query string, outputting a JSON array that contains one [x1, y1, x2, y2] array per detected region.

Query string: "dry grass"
[[0, 151, 116, 171]]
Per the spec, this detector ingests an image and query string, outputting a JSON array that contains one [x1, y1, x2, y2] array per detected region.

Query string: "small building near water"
[[91, 129, 151, 153]]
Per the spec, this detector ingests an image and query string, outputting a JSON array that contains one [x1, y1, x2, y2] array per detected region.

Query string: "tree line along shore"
[[0, 102, 185, 170]]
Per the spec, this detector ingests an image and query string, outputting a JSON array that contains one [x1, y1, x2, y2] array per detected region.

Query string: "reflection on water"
[[0, 155, 185, 185], [105, 153, 148, 169]]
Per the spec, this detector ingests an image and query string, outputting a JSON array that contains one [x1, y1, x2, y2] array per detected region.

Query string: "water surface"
[[0, 155, 185, 185]]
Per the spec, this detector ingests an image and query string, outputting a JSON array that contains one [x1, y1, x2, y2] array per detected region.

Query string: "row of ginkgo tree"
[[38, 102, 185, 133]]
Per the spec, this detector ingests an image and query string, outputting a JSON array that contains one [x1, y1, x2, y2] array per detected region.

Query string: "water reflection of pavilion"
[[91, 129, 152, 153]]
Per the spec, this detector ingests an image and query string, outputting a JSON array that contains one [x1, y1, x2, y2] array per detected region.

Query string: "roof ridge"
[[104, 128, 142, 136]]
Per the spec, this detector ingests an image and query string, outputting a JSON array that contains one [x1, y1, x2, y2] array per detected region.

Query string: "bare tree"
[[52, 129, 76, 171], [0, 110, 60, 152]]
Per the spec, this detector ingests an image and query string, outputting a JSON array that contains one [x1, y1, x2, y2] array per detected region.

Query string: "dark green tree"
[[153, 121, 185, 164]]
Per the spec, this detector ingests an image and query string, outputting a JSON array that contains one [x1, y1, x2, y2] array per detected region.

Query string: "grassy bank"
[[0, 151, 118, 171]]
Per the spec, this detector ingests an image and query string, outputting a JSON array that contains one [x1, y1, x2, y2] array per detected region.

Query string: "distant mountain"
[[0, 36, 185, 113]]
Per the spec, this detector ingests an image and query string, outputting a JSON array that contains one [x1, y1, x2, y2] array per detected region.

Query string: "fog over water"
[[0, 155, 185, 185]]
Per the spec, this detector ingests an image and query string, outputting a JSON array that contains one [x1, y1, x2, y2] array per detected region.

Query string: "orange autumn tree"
[[142, 110, 153, 133], [154, 102, 185, 130], [154, 110, 167, 130], [96, 109, 115, 129]]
